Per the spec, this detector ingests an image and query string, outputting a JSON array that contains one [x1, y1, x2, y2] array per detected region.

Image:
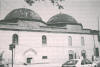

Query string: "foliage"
[[24, 0, 65, 9], [0, 51, 4, 61]]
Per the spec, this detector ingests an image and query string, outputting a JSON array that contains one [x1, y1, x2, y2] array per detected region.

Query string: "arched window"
[[12, 34, 18, 45], [68, 36, 72, 46], [81, 37, 85, 46], [42, 35, 47, 44]]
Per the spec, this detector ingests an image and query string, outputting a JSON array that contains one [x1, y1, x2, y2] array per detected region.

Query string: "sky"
[[0, 0, 100, 30]]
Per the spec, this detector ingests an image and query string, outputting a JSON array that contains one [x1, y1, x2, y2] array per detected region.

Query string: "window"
[[27, 58, 32, 63], [12, 34, 18, 45], [42, 35, 47, 44], [42, 56, 47, 59], [68, 36, 72, 46], [81, 37, 85, 46], [95, 48, 99, 57]]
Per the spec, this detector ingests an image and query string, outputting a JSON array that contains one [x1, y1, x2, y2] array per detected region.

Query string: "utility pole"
[[98, 16, 99, 32], [98, 16, 100, 41], [12, 48, 13, 67], [9, 44, 15, 67]]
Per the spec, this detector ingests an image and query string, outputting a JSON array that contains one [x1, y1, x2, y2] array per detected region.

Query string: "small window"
[[42, 56, 47, 59], [68, 36, 72, 46], [81, 37, 85, 46], [27, 58, 32, 63], [12, 34, 18, 45], [42, 35, 47, 44]]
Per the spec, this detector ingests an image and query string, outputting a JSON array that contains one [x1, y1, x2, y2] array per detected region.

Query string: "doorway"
[[81, 50, 86, 59], [24, 48, 37, 64], [95, 48, 99, 57]]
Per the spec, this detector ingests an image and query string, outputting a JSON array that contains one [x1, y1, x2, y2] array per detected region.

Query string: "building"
[[0, 8, 100, 66]]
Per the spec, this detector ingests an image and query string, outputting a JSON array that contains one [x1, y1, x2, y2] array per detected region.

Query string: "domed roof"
[[4, 8, 42, 21], [47, 13, 78, 25]]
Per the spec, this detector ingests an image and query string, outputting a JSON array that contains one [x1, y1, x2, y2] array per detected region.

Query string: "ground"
[[6, 63, 62, 67]]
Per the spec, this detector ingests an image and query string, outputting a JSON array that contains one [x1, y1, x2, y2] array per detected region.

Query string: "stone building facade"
[[0, 8, 100, 66]]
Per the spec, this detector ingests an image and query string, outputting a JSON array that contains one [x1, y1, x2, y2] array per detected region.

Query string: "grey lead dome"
[[4, 8, 42, 21], [47, 13, 78, 25]]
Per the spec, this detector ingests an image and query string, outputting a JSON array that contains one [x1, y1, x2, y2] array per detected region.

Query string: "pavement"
[[6, 63, 62, 67]]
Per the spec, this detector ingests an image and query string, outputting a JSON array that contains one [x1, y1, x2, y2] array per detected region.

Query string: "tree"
[[24, 0, 65, 10], [0, 51, 4, 64]]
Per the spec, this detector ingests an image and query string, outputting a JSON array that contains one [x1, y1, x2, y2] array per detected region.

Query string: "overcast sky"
[[0, 0, 100, 30]]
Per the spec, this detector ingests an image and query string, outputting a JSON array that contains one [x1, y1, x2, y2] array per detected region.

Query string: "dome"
[[4, 8, 42, 21], [47, 13, 78, 25]]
